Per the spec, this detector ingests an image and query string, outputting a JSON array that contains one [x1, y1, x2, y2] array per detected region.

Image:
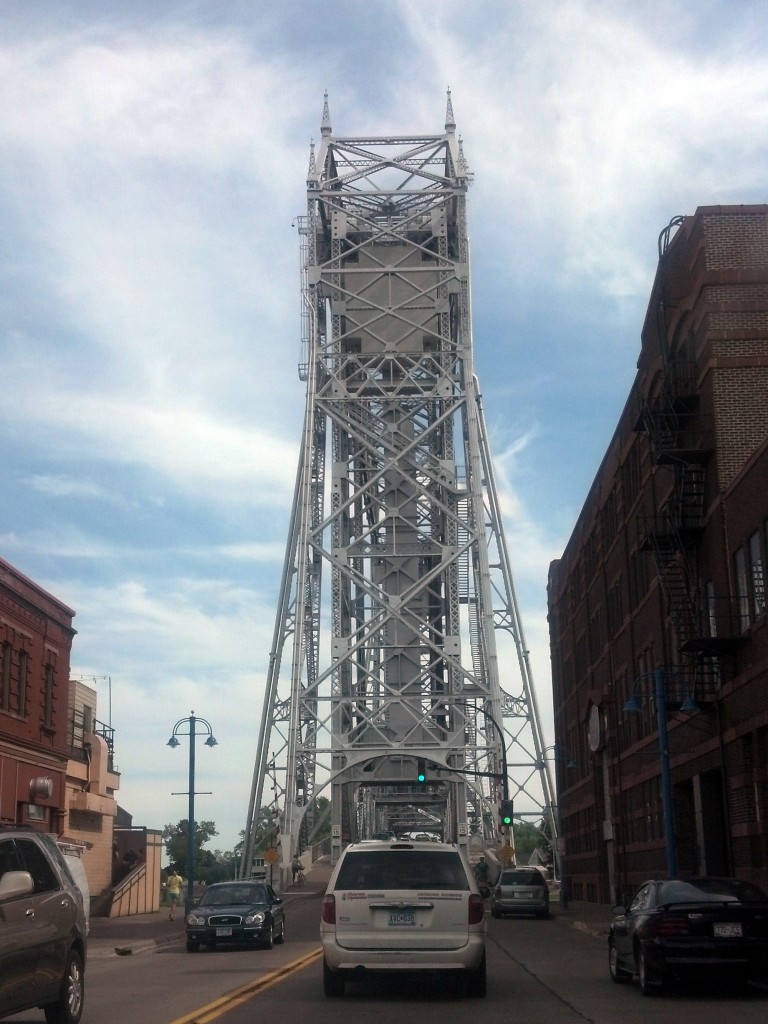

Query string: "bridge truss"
[[241, 93, 556, 878]]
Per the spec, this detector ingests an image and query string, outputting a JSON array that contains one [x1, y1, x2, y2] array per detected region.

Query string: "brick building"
[[0, 557, 121, 901], [547, 206, 768, 904], [1, 557, 77, 831]]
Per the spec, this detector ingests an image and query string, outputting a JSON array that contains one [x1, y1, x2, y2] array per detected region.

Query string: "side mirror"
[[0, 870, 34, 902]]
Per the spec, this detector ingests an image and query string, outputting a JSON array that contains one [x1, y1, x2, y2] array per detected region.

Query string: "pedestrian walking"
[[166, 868, 184, 920]]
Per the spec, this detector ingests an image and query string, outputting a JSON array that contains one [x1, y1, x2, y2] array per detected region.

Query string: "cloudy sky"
[[2, 0, 767, 854]]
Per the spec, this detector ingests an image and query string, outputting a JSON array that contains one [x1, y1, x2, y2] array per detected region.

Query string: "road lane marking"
[[166, 947, 323, 1024]]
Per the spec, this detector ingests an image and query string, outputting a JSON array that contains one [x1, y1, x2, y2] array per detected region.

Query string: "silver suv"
[[0, 827, 87, 1023], [491, 866, 550, 919], [321, 839, 486, 997]]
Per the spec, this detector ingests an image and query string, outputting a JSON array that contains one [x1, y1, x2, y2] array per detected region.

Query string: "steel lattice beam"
[[240, 93, 556, 883]]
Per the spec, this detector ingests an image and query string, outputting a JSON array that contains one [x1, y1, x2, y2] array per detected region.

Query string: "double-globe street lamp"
[[623, 668, 707, 879], [167, 711, 218, 910]]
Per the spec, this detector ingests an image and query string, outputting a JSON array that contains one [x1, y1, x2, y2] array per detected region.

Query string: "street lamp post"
[[167, 711, 218, 911], [534, 746, 575, 898]]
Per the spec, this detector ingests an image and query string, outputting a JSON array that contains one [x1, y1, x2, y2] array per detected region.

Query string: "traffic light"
[[417, 758, 426, 783], [500, 799, 514, 827]]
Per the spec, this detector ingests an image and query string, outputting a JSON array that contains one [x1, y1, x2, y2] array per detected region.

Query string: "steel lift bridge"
[[241, 92, 556, 879]]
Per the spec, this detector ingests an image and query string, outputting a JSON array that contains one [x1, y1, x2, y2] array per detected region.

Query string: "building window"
[[17, 650, 28, 717], [706, 580, 717, 637], [621, 444, 641, 510], [749, 530, 765, 618], [629, 549, 649, 609], [43, 663, 54, 728], [734, 546, 750, 631], [0, 642, 9, 710], [607, 579, 624, 637]]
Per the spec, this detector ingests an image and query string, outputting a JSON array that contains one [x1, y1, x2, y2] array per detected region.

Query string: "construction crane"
[[240, 92, 556, 882]]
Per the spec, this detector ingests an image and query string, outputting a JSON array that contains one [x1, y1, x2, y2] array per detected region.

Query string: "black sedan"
[[608, 877, 768, 994], [185, 881, 285, 952]]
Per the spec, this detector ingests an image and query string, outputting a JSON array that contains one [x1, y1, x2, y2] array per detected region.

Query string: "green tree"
[[162, 819, 218, 879], [204, 848, 239, 884], [512, 820, 543, 858]]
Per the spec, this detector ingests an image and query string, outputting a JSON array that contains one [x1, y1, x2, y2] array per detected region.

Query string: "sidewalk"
[[551, 900, 613, 938], [88, 859, 333, 959], [88, 859, 611, 959]]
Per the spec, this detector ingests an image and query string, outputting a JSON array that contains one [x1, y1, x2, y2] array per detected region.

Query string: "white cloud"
[[3, 0, 768, 848], [27, 474, 127, 504]]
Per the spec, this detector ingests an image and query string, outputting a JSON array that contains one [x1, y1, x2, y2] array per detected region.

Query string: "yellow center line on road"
[[167, 947, 323, 1024]]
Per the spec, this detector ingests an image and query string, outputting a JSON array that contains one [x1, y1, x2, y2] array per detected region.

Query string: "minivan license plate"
[[388, 910, 415, 927]]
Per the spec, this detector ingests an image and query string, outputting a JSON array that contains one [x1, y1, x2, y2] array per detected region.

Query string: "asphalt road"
[[7, 883, 768, 1024]]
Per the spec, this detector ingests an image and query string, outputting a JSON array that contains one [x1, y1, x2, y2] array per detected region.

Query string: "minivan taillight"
[[468, 893, 485, 925], [322, 894, 336, 925]]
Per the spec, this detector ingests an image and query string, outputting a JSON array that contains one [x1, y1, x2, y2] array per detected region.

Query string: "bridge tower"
[[241, 93, 556, 878]]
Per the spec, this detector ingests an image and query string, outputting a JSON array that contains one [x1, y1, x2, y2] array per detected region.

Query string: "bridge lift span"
[[240, 92, 556, 879]]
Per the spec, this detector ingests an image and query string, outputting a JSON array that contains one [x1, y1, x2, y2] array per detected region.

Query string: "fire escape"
[[634, 217, 741, 695]]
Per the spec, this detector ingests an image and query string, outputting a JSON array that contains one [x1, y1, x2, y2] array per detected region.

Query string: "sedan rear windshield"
[[335, 850, 469, 891], [659, 879, 768, 905]]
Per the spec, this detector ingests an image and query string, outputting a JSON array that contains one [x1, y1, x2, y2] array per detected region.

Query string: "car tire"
[[274, 917, 286, 944], [263, 923, 274, 950], [466, 953, 487, 998], [186, 939, 200, 952], [43, 948, 84, 1024], [608, 937, 631, 983], [636, 947, 662, 996], [323, 958, 345, 997]]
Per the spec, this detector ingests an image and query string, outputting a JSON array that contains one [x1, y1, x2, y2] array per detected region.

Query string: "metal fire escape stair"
[[633, 217, 742, 680]]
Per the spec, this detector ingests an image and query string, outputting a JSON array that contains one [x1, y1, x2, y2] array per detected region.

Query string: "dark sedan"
[[609, 877, 768, 995], [185, 881, 285, 952]]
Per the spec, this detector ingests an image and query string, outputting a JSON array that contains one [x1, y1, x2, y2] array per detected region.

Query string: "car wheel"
[[43, 948, 84, 1024], [275, 917, 286, 944], [636, 947, 662, 996], [186, 939, 200, 953], [608, 937, 631, 983], [466, 953, 487, 998], [263, 923, 274, 949], [323, 958, 345, 997]]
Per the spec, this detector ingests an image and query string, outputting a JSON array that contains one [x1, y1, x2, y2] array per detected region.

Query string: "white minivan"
[[320, 839, 486, 997]]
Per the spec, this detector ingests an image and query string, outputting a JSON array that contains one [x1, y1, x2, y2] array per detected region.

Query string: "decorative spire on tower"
[[445, 87, 456, 132], [307, 139, 316, 179], [321, 90, 332, 136], [457, 136, 469, 178]]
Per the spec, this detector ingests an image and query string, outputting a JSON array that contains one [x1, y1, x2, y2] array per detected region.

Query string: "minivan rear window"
[[501, 870, 545, 886], [335, 850, 469, 891]]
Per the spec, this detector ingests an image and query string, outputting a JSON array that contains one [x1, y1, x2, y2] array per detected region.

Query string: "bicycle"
[[294, 869, 305, 886]]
